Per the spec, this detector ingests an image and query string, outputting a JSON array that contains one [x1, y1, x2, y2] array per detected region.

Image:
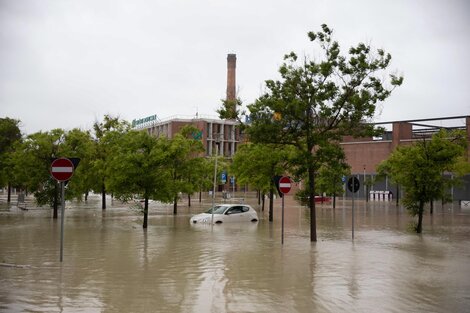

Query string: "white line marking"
[[52, 167, 73, 173]]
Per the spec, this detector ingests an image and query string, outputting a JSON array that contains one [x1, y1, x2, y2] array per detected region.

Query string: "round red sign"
[[51, 158, 75, 182], [279, 176, 292, 194]]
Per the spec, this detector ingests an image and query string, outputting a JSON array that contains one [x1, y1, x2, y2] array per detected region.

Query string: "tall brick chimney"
[[226, 54, 236, 102]]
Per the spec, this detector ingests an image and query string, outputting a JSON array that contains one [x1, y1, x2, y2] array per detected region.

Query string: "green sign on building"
[[132, 115, 157, 128]]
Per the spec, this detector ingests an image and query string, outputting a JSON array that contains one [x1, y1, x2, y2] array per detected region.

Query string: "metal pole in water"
[[60, 181, 65, 262], [352, 183, 355, 240], [211, 143, 219, 226], [281, 194, 285, 245]]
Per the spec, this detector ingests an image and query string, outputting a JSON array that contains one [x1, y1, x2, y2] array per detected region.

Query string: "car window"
[[241, 206, 249, 212], [227, 206, 243, 214], [205, 205, 228, 214]]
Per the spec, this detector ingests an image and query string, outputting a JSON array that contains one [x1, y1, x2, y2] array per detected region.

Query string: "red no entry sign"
[[279, 176, 292, 194], [51, 158, 75, 182]]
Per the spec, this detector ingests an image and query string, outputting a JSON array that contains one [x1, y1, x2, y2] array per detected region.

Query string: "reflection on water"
[[1, 195, 470, 312]]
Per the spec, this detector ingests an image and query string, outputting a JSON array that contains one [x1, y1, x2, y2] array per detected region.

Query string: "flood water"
[[1, 194, 470, 313]]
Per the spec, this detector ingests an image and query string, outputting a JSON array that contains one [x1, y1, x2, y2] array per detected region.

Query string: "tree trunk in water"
[[173, 196, 178, 215], [101, 184, 106, 210], [7, 182, 11, 203], [258, 190, 261, 205], [308, 166, 317, 242], [143, 197, 149, 228], [53, 182, 58, 219], [261, 193, 265, 212], [333, 192, 336, 209], [416, 201, 424, 233], [396, 185, 400, 207], [269, 189, 274, 222], [199, 189, 202, 203], [85, 191, 89, 202], [430, 201, 434, 215], [188, 194, 191, 207], [365, 185, 369, 202]]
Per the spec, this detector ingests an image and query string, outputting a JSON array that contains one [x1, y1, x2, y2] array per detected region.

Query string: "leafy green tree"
[[231, 143, 290, 221], [163, 126, 205, 214], [10, 129, 65, 217], [217, 98, 244, 121], [107, 130, 172, 228], [61, 128, 95, 201], [191, 156, 215, 203], [0, 117, 22, 202], [312, 143, 350, 208], [378, 130, 469, 233], [247, 24, 402, 241], [91, 115, 130, 210]]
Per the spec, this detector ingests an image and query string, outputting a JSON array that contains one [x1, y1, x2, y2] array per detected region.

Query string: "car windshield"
[[205, 206, 227, 214]]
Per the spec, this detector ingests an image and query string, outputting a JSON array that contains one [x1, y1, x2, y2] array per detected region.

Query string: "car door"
[[225, 206, 243, 222], [240, 206, 253, 221]]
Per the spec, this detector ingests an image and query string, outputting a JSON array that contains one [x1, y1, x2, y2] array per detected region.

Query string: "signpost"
[[347, 176, 360, 240], [279, 176, 292, 194], [230, 176, 235, 197], [51, 158, 74, 182], [50, 158, 75, 262], [279, 176, 292, 245]]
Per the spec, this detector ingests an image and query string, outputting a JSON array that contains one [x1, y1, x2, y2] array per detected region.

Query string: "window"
[[227, 206, 244, 214]]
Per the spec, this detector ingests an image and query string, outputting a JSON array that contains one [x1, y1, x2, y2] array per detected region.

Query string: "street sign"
[[51, 158, 75, 182], [347, 176, 360, 240], [347, 177, 360, 193], [279, 176, 292, 194], [278, 176, 292, 245], [221, 171, 227, 184], [230, 176, 235, 185]]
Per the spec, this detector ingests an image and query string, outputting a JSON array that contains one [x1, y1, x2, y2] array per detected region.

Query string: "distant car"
[[190, 204, 259, 224], [314, 196, 331, 203]]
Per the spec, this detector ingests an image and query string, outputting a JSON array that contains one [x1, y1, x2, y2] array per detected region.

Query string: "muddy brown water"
[[1, 195, 469, 312]]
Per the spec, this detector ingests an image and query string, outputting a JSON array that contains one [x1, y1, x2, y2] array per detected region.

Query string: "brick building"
[[143, 115, 241, 157], [342, 115, 470, 200], [132, 54, 242, 157], [342, 115, 470, 173], [133, 52, 469, 200]]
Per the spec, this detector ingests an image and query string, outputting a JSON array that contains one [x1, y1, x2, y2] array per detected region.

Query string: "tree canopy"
[[107, 130, 173, 228], [90, 115, 131, 209], [378, 130, 469, 233], [247, 24, 403, 241], [0, 115, 212, 227], [231, 143, 291, 221], [0, 118, 22, 191], [162, 125, 205, 214]]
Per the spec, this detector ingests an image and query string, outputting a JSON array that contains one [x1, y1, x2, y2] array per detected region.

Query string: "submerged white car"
[[190, 204, 259, 224]]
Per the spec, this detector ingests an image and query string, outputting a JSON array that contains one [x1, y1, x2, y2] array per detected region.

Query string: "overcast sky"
[[1, 0, 469, 134]]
